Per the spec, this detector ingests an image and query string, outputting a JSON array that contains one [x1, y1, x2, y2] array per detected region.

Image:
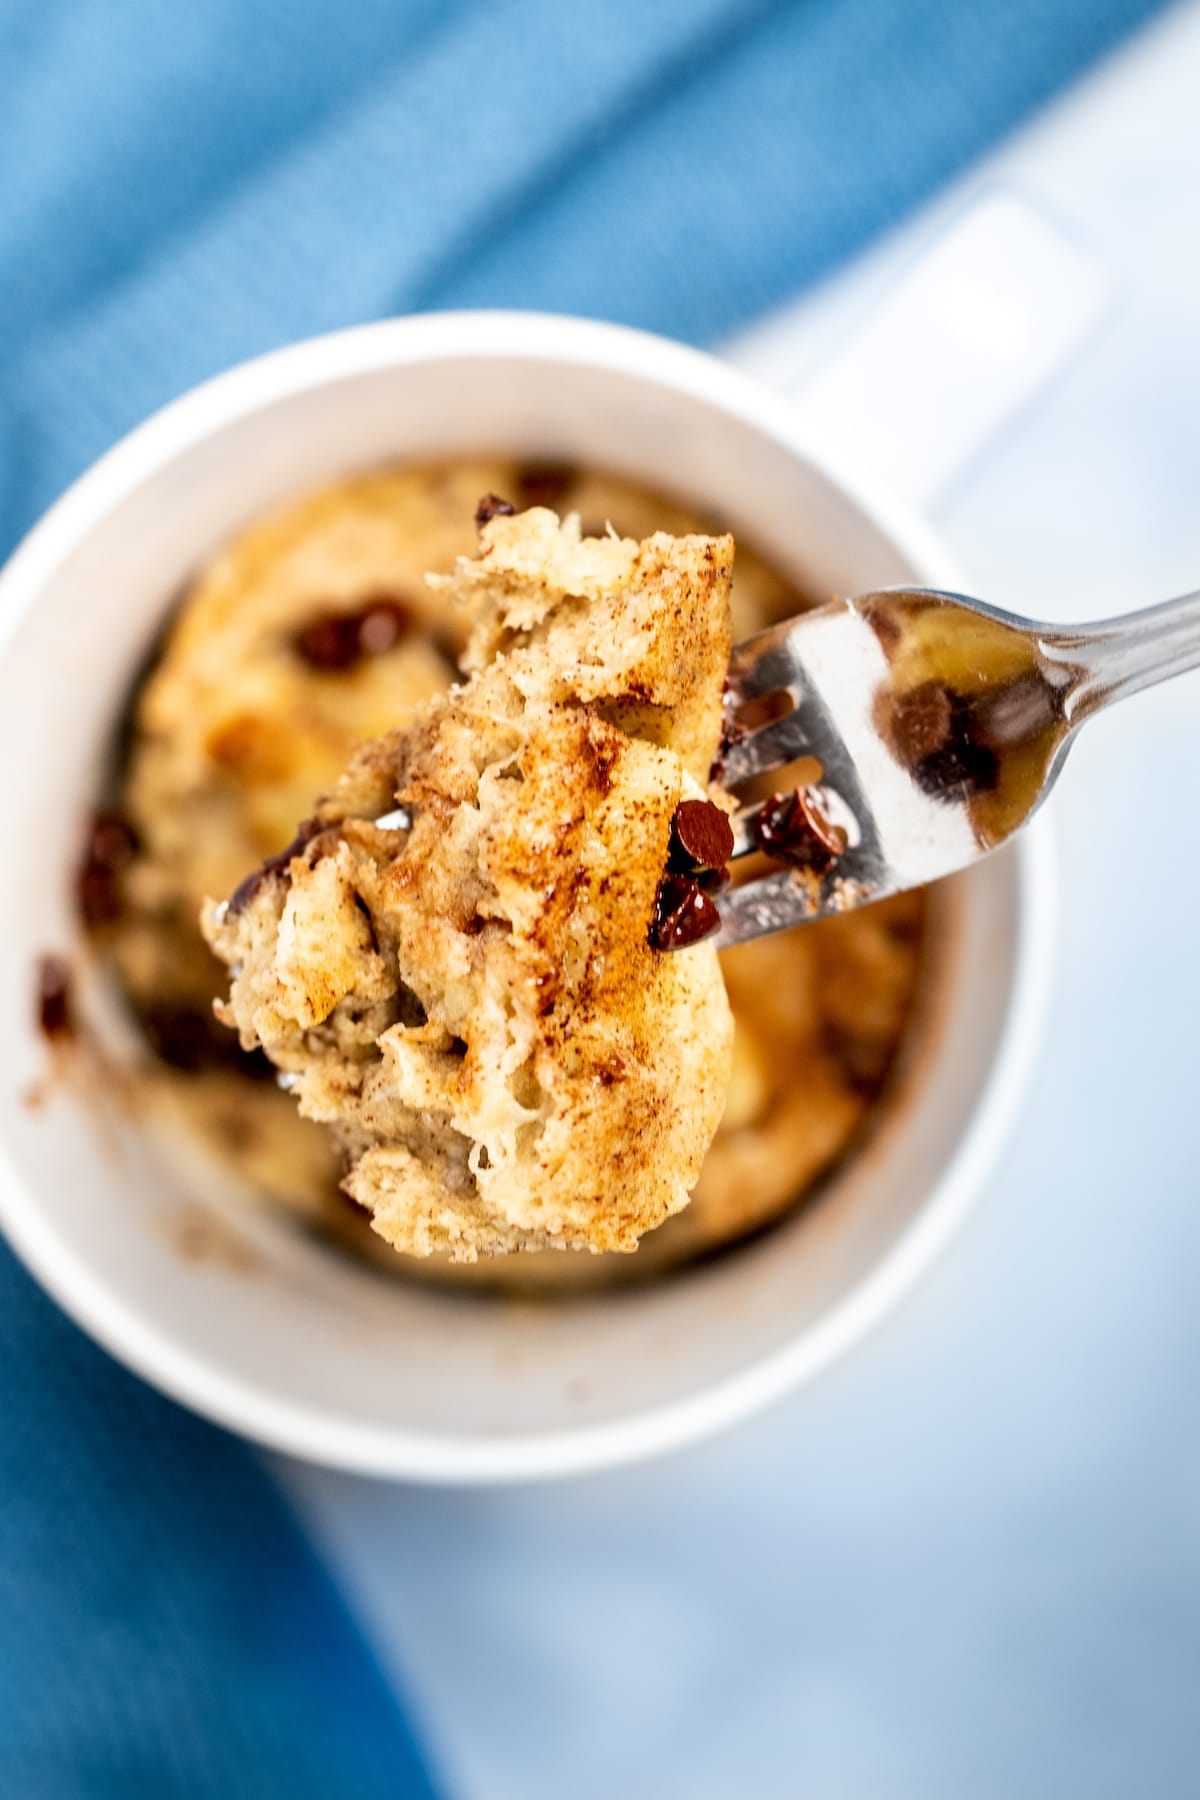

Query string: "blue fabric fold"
[[0, 0, 1166, 1792], [0, 1257, 439, 1799]]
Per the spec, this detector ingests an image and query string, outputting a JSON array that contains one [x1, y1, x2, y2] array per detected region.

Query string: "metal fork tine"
[[705, 583, 1092, 945], [726, 618, 810, 694], [722, 612, 847, 783], [713, 859, 877, 949], [722, 707, 810, 787]]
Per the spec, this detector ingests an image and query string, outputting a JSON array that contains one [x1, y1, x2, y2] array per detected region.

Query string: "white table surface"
[[277, 8, 1200, 1794]]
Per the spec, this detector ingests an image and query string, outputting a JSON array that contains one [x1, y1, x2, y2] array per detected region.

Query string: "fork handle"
[[1047, 587, 1200, 723]]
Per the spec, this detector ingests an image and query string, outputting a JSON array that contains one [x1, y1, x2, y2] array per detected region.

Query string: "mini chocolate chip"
[[36, 955, 73, 1041], [754, 789, 848, 872], [824, 1021, 892, 1094], [649, 873, 721, 950], [142, 1005, 215, 1072], [292, 595, 413, 672], [292, 613, 359, 671], [669, 798, 734, 873], [515, 461, 578, 507], [475, 493, 515, 526], [78, 810, 139, 930], [227, 816, 329, 916]]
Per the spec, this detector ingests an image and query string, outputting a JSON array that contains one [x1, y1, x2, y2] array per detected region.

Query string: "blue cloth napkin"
[[0, 0, 1166, 1793]]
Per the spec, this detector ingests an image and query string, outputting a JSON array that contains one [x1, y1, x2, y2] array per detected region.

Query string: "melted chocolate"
[[515, 461, 578, 508], [227, 816, 329, 917], [139, 1002, 274, 1081], [292, 595, 414, 672], [36, 955, 73, 1041], [78, 811, 139, 930]]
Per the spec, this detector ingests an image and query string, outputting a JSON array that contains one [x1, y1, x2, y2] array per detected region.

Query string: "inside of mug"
[[0, 335, 1029, 1470]]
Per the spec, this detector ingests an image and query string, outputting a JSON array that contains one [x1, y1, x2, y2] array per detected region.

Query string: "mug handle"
[[724, 187, 1109, 517]]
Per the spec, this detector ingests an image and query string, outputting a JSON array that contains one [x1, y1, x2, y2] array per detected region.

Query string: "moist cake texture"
[[203, 510, 735, 1258]]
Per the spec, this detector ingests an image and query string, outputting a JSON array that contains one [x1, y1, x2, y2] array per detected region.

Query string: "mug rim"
[[0, 312, 1056, 1481]]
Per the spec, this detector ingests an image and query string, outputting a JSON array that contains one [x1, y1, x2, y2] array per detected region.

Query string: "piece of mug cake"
[[204, 508, 736, 1258]]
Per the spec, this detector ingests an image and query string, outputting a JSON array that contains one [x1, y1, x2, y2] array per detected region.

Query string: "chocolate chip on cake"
[[515, 461, 578, 508], [648, 873, 722, 951], [227, 816, 332, 917], [292, 596, 414, 672], [475, 493, 515, 527], [36, 955, 74, 1042], [78, 811, 139, 930], [668, 797, 734, 874]]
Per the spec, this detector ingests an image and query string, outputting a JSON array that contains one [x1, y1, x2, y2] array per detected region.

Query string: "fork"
[[711, 584, 1200, 949]]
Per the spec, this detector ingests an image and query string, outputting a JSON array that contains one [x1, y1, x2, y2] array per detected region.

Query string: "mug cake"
[[78, 456, 932, 1287]]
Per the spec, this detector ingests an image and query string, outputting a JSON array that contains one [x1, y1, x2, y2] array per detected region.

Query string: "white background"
[[280, 7, 1200, 1794]]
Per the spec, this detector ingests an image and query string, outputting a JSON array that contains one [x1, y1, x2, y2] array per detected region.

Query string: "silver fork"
[[712, 584, 1200, 949]]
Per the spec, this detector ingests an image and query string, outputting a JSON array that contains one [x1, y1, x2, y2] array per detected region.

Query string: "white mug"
[[0, 311, 1054, 1481]]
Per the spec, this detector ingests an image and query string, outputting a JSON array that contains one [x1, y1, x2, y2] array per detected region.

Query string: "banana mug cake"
[[79, 458, 933, 1287]]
